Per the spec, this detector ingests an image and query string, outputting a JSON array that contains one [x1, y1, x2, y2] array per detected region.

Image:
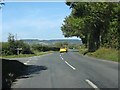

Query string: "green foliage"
[[61, 2, 119, 52], [87, 47, 118, 62], [1, 33, 33, 56], [32, 44, 59, 52], [2, 42, 12, 55], [79, 45, 88, 54], [68, 44, 80, 49], [54, 42, 68, 48], [1, 52, 52, 58], [79, 45, 118, 62]]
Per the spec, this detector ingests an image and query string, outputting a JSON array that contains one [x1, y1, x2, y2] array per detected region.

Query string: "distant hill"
[[21, 39, 82, 45]]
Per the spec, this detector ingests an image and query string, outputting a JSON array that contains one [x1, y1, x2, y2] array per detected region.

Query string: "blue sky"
[[1, 2, 79, 42]]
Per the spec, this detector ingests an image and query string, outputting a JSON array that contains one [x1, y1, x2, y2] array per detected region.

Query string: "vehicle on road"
[[59, 47, 68, 53]]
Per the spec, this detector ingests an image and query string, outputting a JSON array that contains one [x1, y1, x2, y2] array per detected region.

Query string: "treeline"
[[51, 42, 80, 49], [32, 44, 59, 52], [32, 42, 79, 52], [1, 34, 61, 56], [1, 34, 33, 56], [61, 2, 119, 52]]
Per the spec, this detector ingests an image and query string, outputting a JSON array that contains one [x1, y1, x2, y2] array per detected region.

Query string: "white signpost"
[[16, 48, 22, 55]]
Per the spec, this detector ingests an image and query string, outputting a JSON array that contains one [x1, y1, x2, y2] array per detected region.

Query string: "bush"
[[32, 44, 59, 52], [1, 40, 33, 56]]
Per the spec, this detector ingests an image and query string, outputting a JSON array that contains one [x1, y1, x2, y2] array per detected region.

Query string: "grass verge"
[[1, 51, 54, 58], [79, 46, 118, 62]]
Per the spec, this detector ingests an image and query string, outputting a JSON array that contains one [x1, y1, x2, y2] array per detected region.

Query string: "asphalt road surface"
[[10, 52, 118, 89]]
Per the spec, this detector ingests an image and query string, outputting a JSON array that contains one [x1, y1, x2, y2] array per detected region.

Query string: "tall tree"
[[61, 2, 119, 52]]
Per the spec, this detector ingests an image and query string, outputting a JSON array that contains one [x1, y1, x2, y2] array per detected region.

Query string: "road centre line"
[[59, 54, 76, 70], [59, 54, 61, 57], [65, 61, 76, 70], [60, 54, 64, 60], [61, 57, 64, 60], [85, 79, 100, 90]]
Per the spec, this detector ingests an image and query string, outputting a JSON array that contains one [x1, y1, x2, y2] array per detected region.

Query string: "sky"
[[1, 2, 80, 42]]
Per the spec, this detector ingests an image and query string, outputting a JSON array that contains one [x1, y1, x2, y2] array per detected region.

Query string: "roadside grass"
[[79, 46, 118, 62], [1, 51, 54, 58], [87, 48, 118, 62], [79, 45, 88, 54]]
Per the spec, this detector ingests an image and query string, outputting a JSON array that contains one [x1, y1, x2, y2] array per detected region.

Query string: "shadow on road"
[[1, 58, 47, 89]]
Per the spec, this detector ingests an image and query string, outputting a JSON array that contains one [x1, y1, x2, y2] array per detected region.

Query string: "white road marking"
[[85, 79, 100, 90], [60, 54, 61, 57], [29, 58, 32, 61], [60, 55, 64, 60], [24, 60, 31, 65], [27, 61, 30, 63], [61, 57, 64, 60], [24, 62, 27, 65], [65, 61, 76, 70], [59, 54, 76, 70]]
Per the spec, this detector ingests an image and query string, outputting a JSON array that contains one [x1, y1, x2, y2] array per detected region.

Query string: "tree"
[[2, 33, 33, 55], [61, 2, 119, 52], [54, 42, 69, 48], [7, 33, 16, 55], [61, 15, 87, 47]]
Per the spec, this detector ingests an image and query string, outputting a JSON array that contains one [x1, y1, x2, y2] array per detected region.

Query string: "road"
[[10, 52, 118, 89]]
